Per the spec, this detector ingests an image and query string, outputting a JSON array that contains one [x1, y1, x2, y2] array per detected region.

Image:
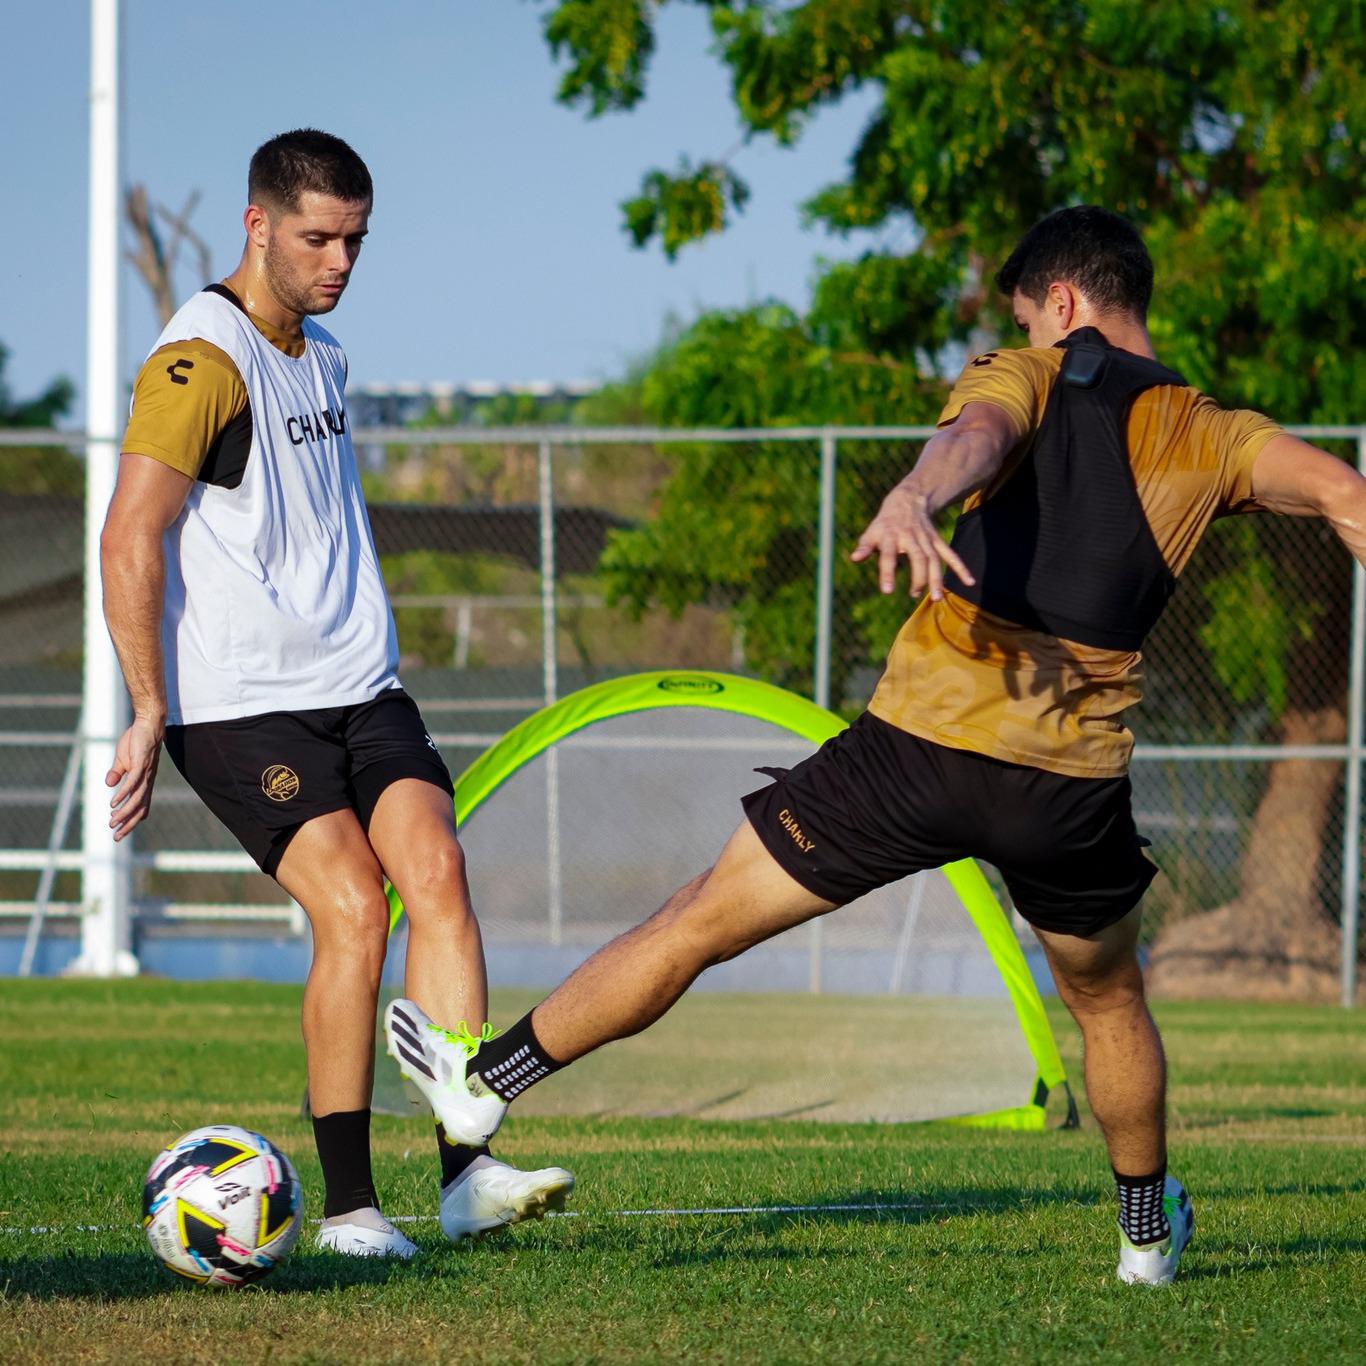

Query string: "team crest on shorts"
[[261, 765, 300, 802]]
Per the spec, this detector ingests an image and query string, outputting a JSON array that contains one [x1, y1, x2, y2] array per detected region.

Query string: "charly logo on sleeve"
[[260, 765, 300, 801]]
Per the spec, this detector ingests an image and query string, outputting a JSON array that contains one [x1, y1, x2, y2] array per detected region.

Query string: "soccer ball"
[[142, 1124, 303, 1288]]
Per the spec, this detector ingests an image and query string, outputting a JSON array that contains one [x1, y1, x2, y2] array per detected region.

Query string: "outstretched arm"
[[100, 453, 193, 840], [1251, 433, 1366, 563], [851, 401, 1018, 599]]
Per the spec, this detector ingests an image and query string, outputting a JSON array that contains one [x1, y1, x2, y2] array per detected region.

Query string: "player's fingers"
[[925, 547, 946, 601], [903, 535, 930, 598], [110, 765, 150, 813], [938, 539, 974, 586], [878, 535, 900, 593], [111, 790, 151, 834]]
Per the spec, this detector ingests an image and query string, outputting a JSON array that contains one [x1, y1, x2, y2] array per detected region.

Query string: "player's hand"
[[107, 715, 164, 841], [851, 484, 976, 600]]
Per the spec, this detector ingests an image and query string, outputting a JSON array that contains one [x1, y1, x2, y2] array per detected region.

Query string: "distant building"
[[349, 381, 600, 429]]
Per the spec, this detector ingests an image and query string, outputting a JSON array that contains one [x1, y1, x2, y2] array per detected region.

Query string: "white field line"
[[0, 1201, 945, 1238]]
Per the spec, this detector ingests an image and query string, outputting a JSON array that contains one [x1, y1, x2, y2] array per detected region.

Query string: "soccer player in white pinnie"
[[102, 129, 571, 1255]]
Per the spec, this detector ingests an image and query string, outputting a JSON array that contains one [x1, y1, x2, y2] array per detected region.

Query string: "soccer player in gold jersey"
[[386, 207, 1366, 1283]]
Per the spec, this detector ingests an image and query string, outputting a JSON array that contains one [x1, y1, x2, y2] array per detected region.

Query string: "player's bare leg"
[[275, 810, 417, 1256], [1034, 907, 1164, 1173], [532, 819, 836, 1061], [275, 809, 390, 1116], [1035, 906, 1192, 1283], [384, 819, 835, 1148], [365, 779, 486, 1034], [369, 778, 575, 1240]]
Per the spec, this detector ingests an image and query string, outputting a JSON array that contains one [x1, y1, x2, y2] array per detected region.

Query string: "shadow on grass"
[[1177, 1233, 1366, 1280], [0, 1248, 420, 1301], [551, 1184, 1103, 1267]]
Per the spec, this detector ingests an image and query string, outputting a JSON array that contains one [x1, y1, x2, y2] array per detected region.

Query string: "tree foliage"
[[544, 0, 1365, 419], [0, 344, 81, 496], [542, 0, 1365, 720], [0, 344, 74, 430]]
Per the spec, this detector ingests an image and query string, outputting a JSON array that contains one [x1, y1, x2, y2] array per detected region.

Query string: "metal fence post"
[[1342, 427, 1366, 1007], [808, 430, 838, 994], [814, 429, 837, 711], [539, 439, 564, 946], [73, 0, 136, 978]]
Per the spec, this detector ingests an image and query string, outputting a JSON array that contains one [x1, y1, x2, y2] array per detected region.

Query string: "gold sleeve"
[[1198, 403, 1285, 514], [936, 348, 1061, 439], [122, 340, 247, 478]]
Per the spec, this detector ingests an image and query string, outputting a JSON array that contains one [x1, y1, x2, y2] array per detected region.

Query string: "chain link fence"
[[2, 425, 1362, 998]]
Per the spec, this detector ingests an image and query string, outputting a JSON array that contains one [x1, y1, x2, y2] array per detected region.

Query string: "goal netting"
[[374, 672, 1067, 1128]]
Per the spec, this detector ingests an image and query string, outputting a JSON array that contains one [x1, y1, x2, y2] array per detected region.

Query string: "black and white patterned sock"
[[1114, 1165, 1170, 1246], [472, 1012, 564, 1101]]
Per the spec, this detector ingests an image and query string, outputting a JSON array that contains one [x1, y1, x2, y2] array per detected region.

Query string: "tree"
[[125, 186, 211, 328], [541, 0, 1366, 999], [0, 344, 80, 494], [0, 344, 74, 430]]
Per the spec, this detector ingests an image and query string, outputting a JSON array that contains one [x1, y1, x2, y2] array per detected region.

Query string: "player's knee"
[[396, 838, 470, 917], [664, 872, 753, 965], [1056, 963, 1146, 1019], [309, 883, 391, 969]]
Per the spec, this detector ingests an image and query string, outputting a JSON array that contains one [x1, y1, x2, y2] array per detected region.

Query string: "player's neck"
[[221, 253, 304, 341], [1065, 316, 1157, 361]]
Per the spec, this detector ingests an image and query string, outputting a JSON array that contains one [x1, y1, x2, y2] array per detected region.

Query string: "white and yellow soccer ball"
[[142, 1124, 303, 1288]]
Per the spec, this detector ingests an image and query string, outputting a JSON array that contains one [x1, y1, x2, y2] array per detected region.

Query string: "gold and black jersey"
[[122, 284, 306, 486], [868, 342, 1284, 779]]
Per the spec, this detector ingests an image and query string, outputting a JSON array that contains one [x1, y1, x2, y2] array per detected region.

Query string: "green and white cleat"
[[383, 997, 508, 1147], [440, 1155, 575, 1244], [1116, 1176, 1193, 1285]]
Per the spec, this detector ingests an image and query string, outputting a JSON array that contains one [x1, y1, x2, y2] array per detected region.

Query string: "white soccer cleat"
[[1116, 1176, 1193, 1285], [314, 1210, 419, 1260], [383, 997, 509, 1147], [440, 1155, 575, 1243]]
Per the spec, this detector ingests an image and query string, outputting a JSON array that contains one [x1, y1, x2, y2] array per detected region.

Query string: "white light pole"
[[72, 0, 136, 976]]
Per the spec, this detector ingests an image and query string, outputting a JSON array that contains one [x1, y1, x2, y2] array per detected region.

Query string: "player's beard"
[[262, 235, 345, 317]]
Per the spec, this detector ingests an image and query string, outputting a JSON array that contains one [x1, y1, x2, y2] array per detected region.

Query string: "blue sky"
[[4, 1, 882, 418]]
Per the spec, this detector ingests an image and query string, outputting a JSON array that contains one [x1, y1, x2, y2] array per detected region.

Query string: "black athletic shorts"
[[164, 689, 455, 876], [741, 711, 1156, 937]]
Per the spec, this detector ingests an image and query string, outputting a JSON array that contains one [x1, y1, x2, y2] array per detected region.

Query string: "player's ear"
[[1046, 281, 1076, 330], [243, 203, 271, 247]]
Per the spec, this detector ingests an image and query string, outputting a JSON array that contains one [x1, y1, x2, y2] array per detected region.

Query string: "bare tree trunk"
[[1148, 705, 1349, 1002], [125, 186, 210, 327]]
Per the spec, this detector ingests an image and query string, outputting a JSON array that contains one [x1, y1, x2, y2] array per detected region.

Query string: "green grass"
[[1, 981, 1363, 1364]]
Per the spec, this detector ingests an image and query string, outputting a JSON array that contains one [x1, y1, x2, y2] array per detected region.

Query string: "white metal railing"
[[2, 423, 1363, 1002]]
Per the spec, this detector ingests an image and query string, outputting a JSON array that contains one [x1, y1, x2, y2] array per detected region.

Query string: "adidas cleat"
[[439, 1155, 575, 1243], [315, 1210, 419, 1259], [384, 997, 509, 1147], [1117, 1176, 1193, 1285]]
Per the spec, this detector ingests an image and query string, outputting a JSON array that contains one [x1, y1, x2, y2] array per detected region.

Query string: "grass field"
[[1, 980, 1363, 1364]]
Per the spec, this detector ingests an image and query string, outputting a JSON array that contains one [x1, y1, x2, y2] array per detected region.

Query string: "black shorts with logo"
[[740, 711, 1156, 937], [164, 689, 455, 876]]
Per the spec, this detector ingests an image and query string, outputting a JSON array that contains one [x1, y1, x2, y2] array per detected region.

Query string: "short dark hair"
[[248, 129, 372, 214], [995, 206, 1153, 317]]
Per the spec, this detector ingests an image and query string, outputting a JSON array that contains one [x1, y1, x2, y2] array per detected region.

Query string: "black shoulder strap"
[[202, 282, 247, 314]]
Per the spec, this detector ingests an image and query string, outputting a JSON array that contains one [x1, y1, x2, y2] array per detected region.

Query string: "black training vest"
[[942, 328, 1187, 652]]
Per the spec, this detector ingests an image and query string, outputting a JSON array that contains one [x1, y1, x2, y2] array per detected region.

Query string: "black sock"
[[1114, 1164, 1170, 1245], [312, 1108, 379, 1218], [436, 1124, 489, 1189], [473, 1012, 565, 1101]]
